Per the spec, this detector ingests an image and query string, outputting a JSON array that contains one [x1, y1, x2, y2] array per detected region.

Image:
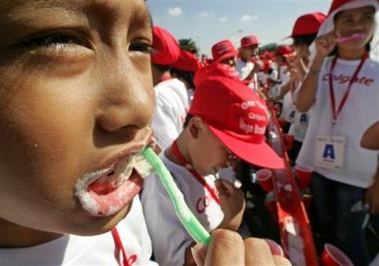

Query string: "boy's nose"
[[96, 55, 154, 133]]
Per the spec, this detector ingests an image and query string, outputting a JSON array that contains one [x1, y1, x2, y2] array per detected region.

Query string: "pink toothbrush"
[[337, 33, 366, 43]]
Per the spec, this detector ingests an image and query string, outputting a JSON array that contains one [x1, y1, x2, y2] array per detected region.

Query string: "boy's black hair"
[[183, 113, 193, 128], [152, 63, 171, 72], [170, 69, 196, 89], [292, 34, 318, 47]]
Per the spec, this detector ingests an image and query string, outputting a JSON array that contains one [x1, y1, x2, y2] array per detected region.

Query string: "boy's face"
[[240, 45, 258, 60], [0, 0, 154, 244], [189, 118, 236, 176], [219, 56, 237, 67], [293, 44, 310, 66]]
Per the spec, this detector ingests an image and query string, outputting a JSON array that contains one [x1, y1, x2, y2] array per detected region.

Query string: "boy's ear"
[[188, 116, 203, 139]]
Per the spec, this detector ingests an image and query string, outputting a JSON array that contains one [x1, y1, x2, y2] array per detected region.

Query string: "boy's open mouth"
[[74, 155, 144, 216]]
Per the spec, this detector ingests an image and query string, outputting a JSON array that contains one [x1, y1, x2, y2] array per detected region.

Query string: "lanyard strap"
[[112, 228, 130, 266], [328, 53, 368, 124], [171, 141, 220, 204], [158, 75, 173, 83]]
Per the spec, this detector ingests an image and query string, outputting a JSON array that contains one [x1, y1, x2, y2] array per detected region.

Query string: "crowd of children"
[[145, 0, 379, 265], [0, 0, 378, 265]]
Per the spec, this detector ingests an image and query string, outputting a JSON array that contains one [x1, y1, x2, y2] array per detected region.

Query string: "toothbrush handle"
[[143, 147, 211, 245]]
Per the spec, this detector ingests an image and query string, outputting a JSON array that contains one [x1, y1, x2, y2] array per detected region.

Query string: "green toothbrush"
[[136, 146, 211, 245]]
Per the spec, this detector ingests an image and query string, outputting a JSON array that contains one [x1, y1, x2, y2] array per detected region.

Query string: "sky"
[[146, 1, 331, 56]]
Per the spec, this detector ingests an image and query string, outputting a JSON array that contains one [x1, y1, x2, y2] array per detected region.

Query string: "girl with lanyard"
[[296, 0, 379, 265], [141, 74, 284, 266]]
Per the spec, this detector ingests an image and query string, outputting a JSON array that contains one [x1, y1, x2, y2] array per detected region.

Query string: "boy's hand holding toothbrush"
[[192, 229, 292, 266], [215, 179, 246, 232]]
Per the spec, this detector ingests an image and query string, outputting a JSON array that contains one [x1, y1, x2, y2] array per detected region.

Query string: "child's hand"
[[215, 179, 246, 231], [314, 31, 337, 59], [192, 229, 292, 266]]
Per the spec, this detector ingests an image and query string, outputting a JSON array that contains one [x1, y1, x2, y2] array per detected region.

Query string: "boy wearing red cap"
[[268, 45, 293, 101], [236, 35, 262, 91], [280, 12, 326, 164], [170, 49, 201, 103], [150, 26, 190, 152], [141, 74, 284, 265], [211, 39, 238, 67], [296, 0, 379, 264]]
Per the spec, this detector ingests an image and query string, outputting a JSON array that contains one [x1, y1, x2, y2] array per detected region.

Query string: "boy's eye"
[[19, 32, 88, 51], [364, 14, 375, 22], [28, 34, 73, 47], [129, 42, 153, 54]]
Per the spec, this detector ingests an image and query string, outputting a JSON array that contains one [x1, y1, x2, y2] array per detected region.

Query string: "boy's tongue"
[[88, 174, 142, 215], [88, 173, 119, 195], [75, 157, 143, 216]]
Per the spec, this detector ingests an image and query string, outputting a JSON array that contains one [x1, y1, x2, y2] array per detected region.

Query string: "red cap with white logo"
[[189, 76, 284, 169]]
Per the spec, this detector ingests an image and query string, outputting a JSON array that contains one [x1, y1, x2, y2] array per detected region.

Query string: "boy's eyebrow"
[[3, 0, 151, 15], [2, 0, 81, 11], [2, 0, 153, 31]]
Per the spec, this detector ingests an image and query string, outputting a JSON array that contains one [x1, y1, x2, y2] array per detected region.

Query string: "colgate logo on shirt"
[[323, 73, 374, 86], [196, 195, 210, 213]]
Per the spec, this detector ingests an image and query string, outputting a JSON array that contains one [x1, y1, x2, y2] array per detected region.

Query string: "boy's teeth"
[[115, 155, 136, 181]]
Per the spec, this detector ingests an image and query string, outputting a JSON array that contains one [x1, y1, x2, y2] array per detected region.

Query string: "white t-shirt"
[[267, 69, 279, 99], [235, 59, 259, 90], [296, 56, 379, 188], [280, 90, 296, 123], [235, 59, 254, 80], [152, 78, 189, 151], [288, 86, 312, 142], [277, 65, 291, 103], [0, 197, 157, 266], [141, 152, 225, 266]]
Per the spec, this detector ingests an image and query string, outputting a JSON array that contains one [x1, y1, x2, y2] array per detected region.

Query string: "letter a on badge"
[[323, 144, 335, 159], [300, 114, 308, 124]]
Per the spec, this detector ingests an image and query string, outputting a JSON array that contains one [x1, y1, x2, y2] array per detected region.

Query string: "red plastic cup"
[[295, 165, 313, 190], [255, 169, 273, 193], [282, 134, 294, 151], [264, 238, 284, 256], [320, 244, 354, 266], [278, 118, 287, 129]]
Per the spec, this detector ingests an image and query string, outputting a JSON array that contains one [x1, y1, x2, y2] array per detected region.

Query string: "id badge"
[[315, 135, 345, 170]]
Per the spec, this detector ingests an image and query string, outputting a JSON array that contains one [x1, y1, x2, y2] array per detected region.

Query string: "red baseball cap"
[[194, 63, 240, 87], [171, 50, 201, 72], [290, 12, 326, 37], [241, 35, 259, 48], [189, 76, 284, 169], [328, 0, 379, 14], [328, 0, 352, 14], [276, 45, 293, 56], [151, 26, 180, 65], [211, 40, 238, 62]]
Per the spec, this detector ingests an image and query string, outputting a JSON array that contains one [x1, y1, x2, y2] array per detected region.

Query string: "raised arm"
[[296, 32, 336, 112]]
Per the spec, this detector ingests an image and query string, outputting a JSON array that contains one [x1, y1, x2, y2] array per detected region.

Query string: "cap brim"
[[209, 126, 284, 170], [281, 35, 292, 41]]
